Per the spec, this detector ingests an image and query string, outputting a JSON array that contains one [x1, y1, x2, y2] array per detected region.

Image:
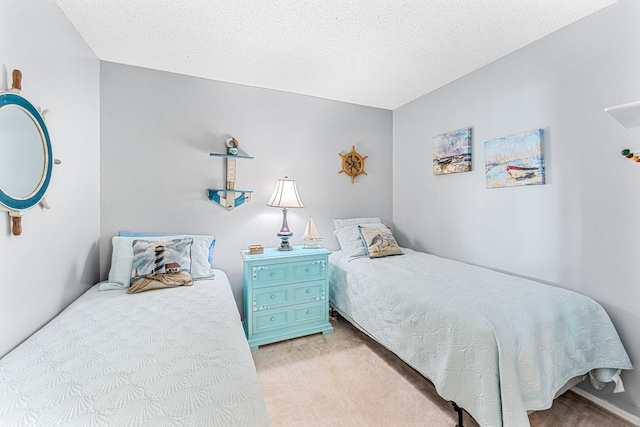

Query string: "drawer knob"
[[269, 272, 276, 277], [270, 316, 276, 321], [306, 310, 311, 315], [270, 294, 276, 299], [305, 268, 311, 272], [306, 289, 311, 293]]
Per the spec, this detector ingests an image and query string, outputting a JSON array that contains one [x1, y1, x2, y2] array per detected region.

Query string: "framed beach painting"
[[433, 127, 472, 175], [484, 129, 545, 189]]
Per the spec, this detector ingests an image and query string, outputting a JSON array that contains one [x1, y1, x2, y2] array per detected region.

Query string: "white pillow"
[[100, 234, 215, 290], [333, 222, 387, 258], [333, 217, 382, 230]]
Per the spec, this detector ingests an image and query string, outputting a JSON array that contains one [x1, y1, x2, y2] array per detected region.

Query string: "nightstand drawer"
[[252, 301, 326, 334], [292, 281, 325, 303], [254, 308, 289, 334], [293, 302, 325, 324], [253, 287, 288, 307], [253, 280, 325, 311], [253, 265, 289, 286], [252, 259, 326, 288], [292, 261, 325, 282]]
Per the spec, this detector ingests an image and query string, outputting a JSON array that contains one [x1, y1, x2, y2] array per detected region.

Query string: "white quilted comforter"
[[329, 249, 632, 427], [0, 272, 271, 427]]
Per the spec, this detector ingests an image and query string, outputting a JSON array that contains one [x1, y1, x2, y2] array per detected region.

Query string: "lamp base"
[[276, 208, 294, 251], [277, 238, 293, 251]]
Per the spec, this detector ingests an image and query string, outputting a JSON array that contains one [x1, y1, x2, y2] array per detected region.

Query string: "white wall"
[[393, 0, 640, 417], [0, 0, 101, 357], [100, 62, 393, 310]]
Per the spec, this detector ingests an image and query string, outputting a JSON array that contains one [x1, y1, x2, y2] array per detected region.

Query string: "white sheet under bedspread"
[[0, 271, 271, 427], [329, 249, 632, 427]]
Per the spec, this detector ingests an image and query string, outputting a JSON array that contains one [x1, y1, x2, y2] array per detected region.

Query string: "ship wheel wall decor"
[[339, 146, 368, 184]]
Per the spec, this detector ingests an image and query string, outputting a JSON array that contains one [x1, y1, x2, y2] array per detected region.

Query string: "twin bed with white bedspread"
[[329, 247, 632, 427], [0, 233, 271, 427]]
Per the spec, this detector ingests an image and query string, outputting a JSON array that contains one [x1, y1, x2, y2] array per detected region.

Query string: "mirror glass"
[[0, 105, 45, 198], [0, 93, 52, 211]]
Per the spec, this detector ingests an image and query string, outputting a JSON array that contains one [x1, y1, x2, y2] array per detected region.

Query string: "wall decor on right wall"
[[484, 129, 545, 189], [433, 127, 472, 176]]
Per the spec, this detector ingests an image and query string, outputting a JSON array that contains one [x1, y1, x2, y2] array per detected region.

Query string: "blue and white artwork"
[[433, 127, 472, 175], [484, 129, 545, 189]]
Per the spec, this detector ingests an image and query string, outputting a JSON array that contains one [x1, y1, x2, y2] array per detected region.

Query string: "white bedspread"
[[0, 271, 271, 427], [329, 249, 632, 427]]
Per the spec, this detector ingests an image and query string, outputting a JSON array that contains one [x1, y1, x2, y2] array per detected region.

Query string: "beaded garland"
[[621, 149, 640, 162]]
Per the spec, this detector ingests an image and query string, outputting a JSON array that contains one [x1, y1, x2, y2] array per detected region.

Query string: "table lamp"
[[266, 177, 304, 251]]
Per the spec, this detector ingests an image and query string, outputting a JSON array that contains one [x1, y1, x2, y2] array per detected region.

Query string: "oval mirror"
[[0, 93, 52, 211]]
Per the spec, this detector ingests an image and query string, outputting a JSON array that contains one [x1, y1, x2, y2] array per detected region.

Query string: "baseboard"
[[571, 387, 640, 426]]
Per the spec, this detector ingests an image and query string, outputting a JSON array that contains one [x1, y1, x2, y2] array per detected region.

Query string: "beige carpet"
[[252, 316, 634, 427]]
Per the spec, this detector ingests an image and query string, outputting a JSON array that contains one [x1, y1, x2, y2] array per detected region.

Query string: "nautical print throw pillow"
[[358, 226, 404, 259], [129, 238, 193, 293]]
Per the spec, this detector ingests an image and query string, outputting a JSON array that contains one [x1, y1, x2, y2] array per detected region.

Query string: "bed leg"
[[452, 402, 464, 427]]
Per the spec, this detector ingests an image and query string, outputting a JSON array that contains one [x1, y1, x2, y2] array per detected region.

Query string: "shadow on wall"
[[393, 227, 429, 253], [62, 241, 100, 308]]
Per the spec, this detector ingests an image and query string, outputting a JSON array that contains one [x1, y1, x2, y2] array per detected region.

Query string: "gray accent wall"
[[0, 1, 101, 357], [393, 0, 640, 417], [100, 62, 393, 310]]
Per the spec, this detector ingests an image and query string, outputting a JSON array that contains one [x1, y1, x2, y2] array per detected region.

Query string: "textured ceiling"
[[54, 0, 618, 110]]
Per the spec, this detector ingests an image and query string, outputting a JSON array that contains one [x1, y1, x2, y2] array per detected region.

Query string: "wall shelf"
[[604, 101, 640, 129], [207, 188, 253, 209], [209, 153, 254, 160], [207, 138, 253, 210]]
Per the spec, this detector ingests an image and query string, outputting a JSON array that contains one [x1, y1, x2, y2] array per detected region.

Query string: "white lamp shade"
[[266, 178, 304, 208]]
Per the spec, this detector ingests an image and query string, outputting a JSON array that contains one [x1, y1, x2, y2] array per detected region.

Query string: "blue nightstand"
[[241, 246, 334, 351]]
